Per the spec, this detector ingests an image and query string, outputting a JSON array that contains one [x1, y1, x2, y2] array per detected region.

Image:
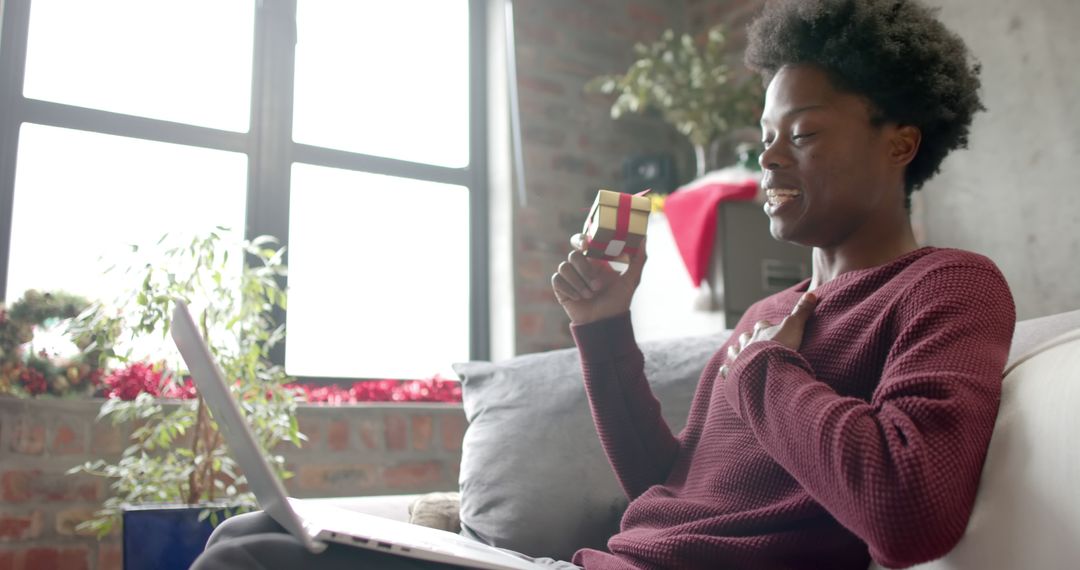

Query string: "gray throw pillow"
[[452, 331, 730, 561]]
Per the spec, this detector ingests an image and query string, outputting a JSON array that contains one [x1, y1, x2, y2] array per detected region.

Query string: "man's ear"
[[889, 125, 922, 167]]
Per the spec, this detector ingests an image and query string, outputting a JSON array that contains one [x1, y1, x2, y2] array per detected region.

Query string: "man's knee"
[[191, 536, 260, 570], [205, 511, 283, 549]]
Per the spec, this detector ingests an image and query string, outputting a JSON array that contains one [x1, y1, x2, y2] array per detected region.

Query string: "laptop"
[[170, 300, 550, 570]]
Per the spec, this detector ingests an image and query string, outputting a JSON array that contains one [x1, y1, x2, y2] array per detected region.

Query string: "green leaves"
[[67, 228, 299, 538], [585, 24, 764, 148]]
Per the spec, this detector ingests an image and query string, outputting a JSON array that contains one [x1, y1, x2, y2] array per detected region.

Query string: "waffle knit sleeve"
[[571, 312, 680, 499], [722, 264, 1015, 568]]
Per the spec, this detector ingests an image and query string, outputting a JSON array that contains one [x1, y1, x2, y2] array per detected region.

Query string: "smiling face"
[[758, 64, 913, 248]]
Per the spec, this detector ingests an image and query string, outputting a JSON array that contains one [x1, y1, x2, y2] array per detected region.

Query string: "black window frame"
[[0, 0, 490, 380]]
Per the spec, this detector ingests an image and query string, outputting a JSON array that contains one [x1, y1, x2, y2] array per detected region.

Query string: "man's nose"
[[758, 142, 791, 170]]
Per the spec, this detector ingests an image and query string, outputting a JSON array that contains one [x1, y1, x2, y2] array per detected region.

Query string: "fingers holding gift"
[[553, 259, 593, 301], [623, 237, 648, 285], [567, 249, 604, 292]]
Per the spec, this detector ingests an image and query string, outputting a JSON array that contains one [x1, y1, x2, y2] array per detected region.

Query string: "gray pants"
[[190, 511, 581, 570]]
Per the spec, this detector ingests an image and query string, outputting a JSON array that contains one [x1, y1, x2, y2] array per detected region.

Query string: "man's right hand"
[[550, 234, 647, 325]]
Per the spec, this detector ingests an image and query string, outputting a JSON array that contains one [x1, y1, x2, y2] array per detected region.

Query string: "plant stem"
[[205, 430, 223, 502], [694, 144, 708, 178], [187, 397, 207, 504]]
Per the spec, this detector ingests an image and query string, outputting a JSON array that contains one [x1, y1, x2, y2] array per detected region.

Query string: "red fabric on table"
[[663, 179, 759, 286]]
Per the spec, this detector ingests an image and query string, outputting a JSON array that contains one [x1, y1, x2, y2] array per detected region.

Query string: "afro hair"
[[745, 0, 985, 195]]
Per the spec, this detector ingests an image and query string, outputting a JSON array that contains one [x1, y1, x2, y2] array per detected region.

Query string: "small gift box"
[[581, 189, 651, 261]]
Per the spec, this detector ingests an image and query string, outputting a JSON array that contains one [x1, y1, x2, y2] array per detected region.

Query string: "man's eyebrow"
[[760, 104, 828, 125]]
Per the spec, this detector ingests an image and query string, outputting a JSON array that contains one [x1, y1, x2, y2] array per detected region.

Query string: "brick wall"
[[0, 3, 771, 567], [511, 0, 688, 354], [686, 0, 764, 41], [509, 0, 766, 354], [0, 398, 464, 570]]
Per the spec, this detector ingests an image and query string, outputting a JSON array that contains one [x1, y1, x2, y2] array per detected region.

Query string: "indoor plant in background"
[[586, 25, 763, 178], [67, 229, 301, 570]]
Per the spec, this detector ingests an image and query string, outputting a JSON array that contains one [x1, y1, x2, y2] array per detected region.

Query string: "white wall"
[[922, 0, 1080, 319], [631, 213, 728, 341]]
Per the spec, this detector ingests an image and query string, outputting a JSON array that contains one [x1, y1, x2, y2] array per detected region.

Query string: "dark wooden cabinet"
[[710, 201, 812, 328]]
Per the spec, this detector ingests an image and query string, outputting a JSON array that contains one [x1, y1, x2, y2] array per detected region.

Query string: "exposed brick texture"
[[440, 415, 467, 452], [326, 419, 350, 452], [0, 4, 764, 568], [8, 418, 45, 456], [55, 507, 98, 538], [95, 543, 122, 570], [356, 418, 382, 451], [0, 398, 467, 569], [295, 417, 324, 453], [410, 415, 434, 451], [296, 464, 379, 495], [508, 0, 766, 354], [511, 0, 690, 354], [58, 547, 90, 570], [384, 414, 408, 451], [89, 424, 124, 456], [384, 461, 443, 490], [0, 510, 43, 542], [1, 471, 98, 504], [51, 423, 86, 455]]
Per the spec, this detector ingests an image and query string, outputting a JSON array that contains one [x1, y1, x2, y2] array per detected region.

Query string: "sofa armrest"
[[306, 494, 420, 523], [306, 492, 462, 533]]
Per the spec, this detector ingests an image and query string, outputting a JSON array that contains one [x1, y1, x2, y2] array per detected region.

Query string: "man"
[[195, 1, 1013, 568], [552, 0, 1013, 568]]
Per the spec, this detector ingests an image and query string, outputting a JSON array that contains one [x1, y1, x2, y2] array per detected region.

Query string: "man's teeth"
[[765, 188, 801, 206]]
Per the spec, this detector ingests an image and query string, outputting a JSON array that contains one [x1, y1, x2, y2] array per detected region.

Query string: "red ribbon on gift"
[[583, 189, 651, 258], [614, 192, 632, 242]]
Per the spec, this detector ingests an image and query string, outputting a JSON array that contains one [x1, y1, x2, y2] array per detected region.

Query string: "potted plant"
[[586, 25, 764, 178], [67, 228, 301, 568]]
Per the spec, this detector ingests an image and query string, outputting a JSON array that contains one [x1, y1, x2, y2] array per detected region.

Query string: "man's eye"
[[792, 132, 816, 142]]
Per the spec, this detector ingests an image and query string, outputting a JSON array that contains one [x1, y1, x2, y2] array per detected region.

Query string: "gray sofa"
[[329, 307, 1080, 568]]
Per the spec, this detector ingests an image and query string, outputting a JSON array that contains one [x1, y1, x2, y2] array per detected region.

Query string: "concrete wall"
[[580, 0, 1080, 332], [690, 0, 1080, 320], [921, 0, 1080, 319]]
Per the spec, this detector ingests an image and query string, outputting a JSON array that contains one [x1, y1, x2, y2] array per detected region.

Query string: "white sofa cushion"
[[874, 328, 1080, 569]]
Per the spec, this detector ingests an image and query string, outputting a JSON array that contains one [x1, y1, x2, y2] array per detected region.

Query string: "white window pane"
[[7, 124, 247, 311], [293, 0, 470, 168], [286, 164, 470, 379], [23, 0, 254, 132]]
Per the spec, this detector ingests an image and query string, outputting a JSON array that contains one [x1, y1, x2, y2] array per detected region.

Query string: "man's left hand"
[[721, 292, 818, 378]]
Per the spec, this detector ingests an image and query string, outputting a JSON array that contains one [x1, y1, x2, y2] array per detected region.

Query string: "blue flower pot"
[[122, 504, 244, 570]]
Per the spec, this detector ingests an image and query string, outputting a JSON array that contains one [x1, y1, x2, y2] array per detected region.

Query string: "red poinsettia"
[[285, 374, 462, 405], [103, 362, 167, 400], [87, 368, 105, 389], [390, 375, 462, 402], [160, 375, 198, 400], [18, 366, 48, 396], [101, 362, 462, 404]]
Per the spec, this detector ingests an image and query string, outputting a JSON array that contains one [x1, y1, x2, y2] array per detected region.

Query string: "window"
[[0, 0, 489, 380]]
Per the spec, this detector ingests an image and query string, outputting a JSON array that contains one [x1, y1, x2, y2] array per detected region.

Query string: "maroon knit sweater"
[[569, 247, 1015, 570]]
